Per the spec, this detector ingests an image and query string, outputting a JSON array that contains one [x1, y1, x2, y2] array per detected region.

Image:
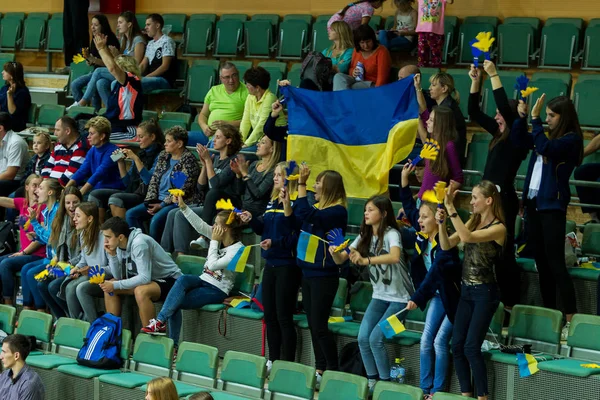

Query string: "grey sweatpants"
[[160, 206, 204, 254]]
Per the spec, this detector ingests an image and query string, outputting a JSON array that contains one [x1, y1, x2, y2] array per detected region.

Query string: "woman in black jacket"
[[467, 60, 529, 310]]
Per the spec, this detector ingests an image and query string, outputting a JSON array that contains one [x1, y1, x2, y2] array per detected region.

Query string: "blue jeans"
[[71, 72, 101, 110], [83, 67, 115, 109], [157, 275, 227, 345], [378, 31, 415, 52], [420, 294, 453, 394], [126, 203, 177, 241], [38, 277, 68, 319], [0, 254, 43, 300], [452, 283, 500, 397], [358, 298, 407, 380], [21, 259, 48, 309], [187, 131, 210, 147], [141, 77, 171, 93]]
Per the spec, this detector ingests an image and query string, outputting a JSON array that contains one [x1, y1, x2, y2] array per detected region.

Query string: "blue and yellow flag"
[[227, 245, 253, 273], [297, 231, 325, 263], [328, 316, 353, 323], [379, 312, 407, 339], [517, 353, 540, 377], [280, 78, 419, 198]]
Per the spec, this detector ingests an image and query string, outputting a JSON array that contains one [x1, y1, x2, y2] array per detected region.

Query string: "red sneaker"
[[141, 319, 167, 335]]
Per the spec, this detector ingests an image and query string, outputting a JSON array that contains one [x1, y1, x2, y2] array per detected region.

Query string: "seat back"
[[183, 19, 213, 56], [185, 64, 217, 105], [221, 14, 248, 22], [508, 305, 562, 352], [287, 63, 303, 87], [311, 21, 331, 53], [257, 62, 287, 95], [284, 14, 313, 25], [244, 20, 274, 58], [268, 360, 316, 399], [252, 14, 280, 27], [0, 13, 24, 51], [529, 73, 571, 120], [231, 60, 252, 82], [347, 197, 367, 230], [463, 16, 499, 27], [545, 17, 584, 31], [22, 16, 46, 51], [176, 254, 206, 276], [464, 132, 491, 188], [66, 105, 95, 119], [190, 14, 217, 24], [319, 370, 368, 400], [159, 112, 192, 130], [233, 263, 255, 294], [582, 27, 600, 71], [16, 310, 53, 344], [497, 23, 535, 67], [0, 305, 16, 334], [488, 302, 505, 340], [175, 342, 219, 386], [373, 381, 423, 400], [574, 75, 600, 128], [132, 334, 174, 372], [46, 17, 64, 52], [37, 104, 66, 127], [316, 15, 333, 23], [368, 15, 382, 31], [162, 13, 186, 34], [581, 223, 600, 257], [278, 20, 309, 60], [567, 314, 600, 360], [539, 23, 580, 69], [220, 350, 267, 394], [53, 318, 90, 356], [120, 328, 132, 361], [142, 109, 158, 122], [214, 19, 244, 57]]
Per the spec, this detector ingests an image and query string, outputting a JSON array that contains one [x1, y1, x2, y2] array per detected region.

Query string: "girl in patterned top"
[[328, 0, 387, 31]]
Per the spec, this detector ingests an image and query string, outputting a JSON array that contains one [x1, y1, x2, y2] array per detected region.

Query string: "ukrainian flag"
[[280, 78, 419, 198], [227, 246, 252, 273], [379, 313, 407, 339], [297, 231, 322, 263], [517, 353, 540, 377]]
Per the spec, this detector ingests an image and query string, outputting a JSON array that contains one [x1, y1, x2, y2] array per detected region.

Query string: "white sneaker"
[[66, 101, 79, 111], [190, 237, 209, 250], [368, 378, 377, 395], [561, 322, 571, 341], [315, 372, 322, 390], [266, 360, 273, 376]]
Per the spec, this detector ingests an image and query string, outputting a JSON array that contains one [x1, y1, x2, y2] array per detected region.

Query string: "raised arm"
[[95, 34, 127, 85]]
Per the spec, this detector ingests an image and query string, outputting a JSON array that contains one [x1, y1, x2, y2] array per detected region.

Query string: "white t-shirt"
[[0, 130, 29, 180], [145, 34, 176, 76], [351, 228, 414, 303]]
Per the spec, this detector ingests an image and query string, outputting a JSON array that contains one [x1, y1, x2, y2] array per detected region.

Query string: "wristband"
[[489, 74, 499, 78], [449, 212, 458, 218], [367, 256, 371, 265]]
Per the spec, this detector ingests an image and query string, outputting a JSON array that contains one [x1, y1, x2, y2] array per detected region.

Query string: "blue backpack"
[[77, 313, 123, 369]]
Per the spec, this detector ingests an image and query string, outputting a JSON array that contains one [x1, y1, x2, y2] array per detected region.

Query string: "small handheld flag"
[[297, 231, 329, 263], [72, 54, 86, 64], [328, 316, 352, 323], [517, 353, 540, 377], [168, 171, 188, 197], [285, 160, 299, 187], [379, 307, 408, 339], [216, 198, 244, 225], [411, 138, 439, 166], [227, 244, 260, 273], [88, 265, 114, 296], [230, 298, 251, 308], [327, 228, 350, 254]]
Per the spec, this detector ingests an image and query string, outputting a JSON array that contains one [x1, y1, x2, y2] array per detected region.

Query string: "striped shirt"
[[41, 138, 87, 186]]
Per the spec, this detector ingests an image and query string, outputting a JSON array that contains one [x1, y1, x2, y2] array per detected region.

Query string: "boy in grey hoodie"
[[99, 217, 182, 326]]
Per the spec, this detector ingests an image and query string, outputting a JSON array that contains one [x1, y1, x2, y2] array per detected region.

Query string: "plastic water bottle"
[[390, 358, 406, 383], [355, 61, 365, 81], [16, 286, 23, 306]]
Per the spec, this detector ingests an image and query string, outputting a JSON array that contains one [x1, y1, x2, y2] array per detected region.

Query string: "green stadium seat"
[[277, 20, 310, 60], [480, 70, 523, 117], [45, 16, 64, 54], [66, 62, 94, 98], [328, 281, 372, 336], [159, 112, 193, 131], [575, 74, 600, 128], [347, 197, 367, 229], [0, 305, 16, 334], [57, 329, 132, 378], [162, 13, 187, 35], [27, 318, 90, 369], [545, 17, 583, 30], [581, 223, 600, 257], [192, 59, 220, 70], [221, 14, 248, 22], [37, 104, 66, 127], [443, 69, 471, 121], [21, 15, 47, 51], [142, 109, 158, 122], [266, 360, 316, 399], [183, 19, 214, 57], [98, 334, 174, 388], [384, 15, 395, 30], [311, 20, 331, 53], [190, 14, 217, 23], [497, 23, 536, 68], [582, 26, 600, 71], [316, 15, 333, 23], [373, 381, 423, 400], [16, 310, 52, 344], [184, 65, 217, 106], [442, 17, 459, 64], [319, 370, 368, 400], [252, 14, 280, 27], [456, 22, 496, 65], [170, 342, 219, 389], [504, 16, 541, 47], [538, 314, 600, 377], [529, 72, 571, 121], [463, 16, 499, 28], [257, 62, 287, 95], [368, 15, 383, 31], [0, 13, 25, 51], [214, 19, 244, 57], [464, 132, 491, 188], [488, 302, 505, 340], [27, 103, 38, 126], [538, 23, 580, 69], [232, 264, 255, 294], [66, 105, 95, 119], [27, 13, 50, 20], [229, 60, 251, 82], [136, 15, 147, 30], [176, 254, 206, 276], [218, 350, 267, 398], [331, 278, 348, 315], [284, 14, 313, 25], [565, 220, 576, 235], [286, 63, 303, 87], [432, 392, 465, 399], [244, 20, 275, 58]]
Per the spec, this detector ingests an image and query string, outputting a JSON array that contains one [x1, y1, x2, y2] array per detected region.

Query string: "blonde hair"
[[329, 21, 354, 52], [32, 131, 52, 150], [23, 174, 42, 205], [271, 161, 299, 200], [115, 55, 141, 78], [468, 180, 505, 232], [258, 137, 281, 175], [430, 72, 460, 104], [85, 116, 112, 142], [145, 377, 178, 400], [316, 170, 347, 209]]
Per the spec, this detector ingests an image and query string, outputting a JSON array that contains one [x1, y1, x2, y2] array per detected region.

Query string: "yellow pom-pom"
[[422, 190, 438, 204], [434, 181, 447, 204], [581, 363, 600, 369], [334, 239, 351, 253], [168, 188, 185, 197], [420, 139, 440, 161], [520, 87, 539, 98], [216, 198, 235, 211], [472, 31, 495, 53], [225, 211, 237, 225], [35, 269, 49, 281], [89, 273, 106, 285], [287, 174, 300, 181], [72, 54, 86, 64]]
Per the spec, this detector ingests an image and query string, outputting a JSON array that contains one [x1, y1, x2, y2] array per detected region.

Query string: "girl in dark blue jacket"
[[400, 164, 461, 397], [293, 164, 348, 384], [511, 94, 583, 338], [242, 161, 301, 369]]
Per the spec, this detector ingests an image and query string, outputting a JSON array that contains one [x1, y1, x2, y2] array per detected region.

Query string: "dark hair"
[[138, 119, 165, 147], [147, 13, 164, 29], [92, 14, 118, 44], [215, 210, 244, 242], [356, 195, 399, 257], [429, 106, 457, 181], [100, 217, 132, 238], [2, 334, 33, 361], [353, 24, 379, 52], [546, 96, 584, 165], [59, 115, 79, 135], [216, 123, 243, 156], [339, 0, 385, 18], [3, 61, 26, 88], [189, 392, 215, 400], [243, 67, 271, 91], [0, 111, 13, 132], [165, 126, 189, 147], [490, 99, 519, 150], [49, 185, 81, 248], [119, 11, 145, 53]]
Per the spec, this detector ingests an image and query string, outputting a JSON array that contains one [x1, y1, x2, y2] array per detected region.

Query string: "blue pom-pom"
[[170, 171, 187, 189], [515, 74, 529, 91], [285, 160, 297, 177], [327, 228, 346, 247]]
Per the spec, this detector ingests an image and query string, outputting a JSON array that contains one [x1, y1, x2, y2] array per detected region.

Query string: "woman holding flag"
[[141, 195, 244, 350], [330, 195, 413, 394], [240, 161, 301, 371], [438, 181, 506, 400], [293, 164, 347, 386]]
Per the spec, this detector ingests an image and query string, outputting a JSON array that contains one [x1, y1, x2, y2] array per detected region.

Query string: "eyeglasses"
[[220, 73, 239, 81]]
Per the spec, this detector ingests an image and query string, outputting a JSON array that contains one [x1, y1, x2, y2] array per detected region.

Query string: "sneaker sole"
[[141, 330, 167, 336]]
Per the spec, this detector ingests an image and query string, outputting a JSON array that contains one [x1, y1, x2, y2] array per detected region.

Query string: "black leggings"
[[302, 275, 339, 371], [525, 199, 577, 314], [496, 188, 520, 307], [262, 265, 301, 362]]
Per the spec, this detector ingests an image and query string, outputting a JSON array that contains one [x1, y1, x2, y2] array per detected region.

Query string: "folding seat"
[[373, 381, 424, 400], [529, 72, 572, 120], [232, 60, 253, 81], [45, 14, 64, 71], [432, 393, 465, 399], [538, 20, 582, 69], [319, 371, 368, 400], [464, 132, 491, 188], [217, 350, 267, 398], [315, 15, 333, 23], [220, 14, 248, 22], [581, 224, 600, 257], [244, 19, 276, 58], [213, 19, 244, 57], [311, 20, 331, 53], [66, 62, 94, 99], [175, 255, 206, 276], [257, 61, 287, 95], [581, 25, 600, 71], [21, 13, 48, 52], [497, 23, 537, 68], [142, 109, 158, 122], [158, 111, 193, 131], [184, 65, 217, 106], [463, 16, 498, 28], [368, 15, 382, 31], [66, 106, 95, 119], [265, 360, 317, 400], [37, 104, 66, 127], [284, 14, 313, 25], [442, 16, 459, 64], [286, 63, 303, 87], [190, 14, 217, 24], [183, 18, 213, 57], [0, 304, 16, 334], [444, 68, 472, 121], [0, 12, 25, 51], [277, 20, 310, 60], [162, 13, 187, 35], [572, 74, 600, 129]]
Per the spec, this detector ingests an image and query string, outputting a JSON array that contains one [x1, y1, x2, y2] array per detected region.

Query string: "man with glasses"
[[188, 62, 249, 146]]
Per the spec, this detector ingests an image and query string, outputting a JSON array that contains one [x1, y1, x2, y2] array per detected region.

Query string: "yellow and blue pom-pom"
[[72, 54, 86, 64]]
